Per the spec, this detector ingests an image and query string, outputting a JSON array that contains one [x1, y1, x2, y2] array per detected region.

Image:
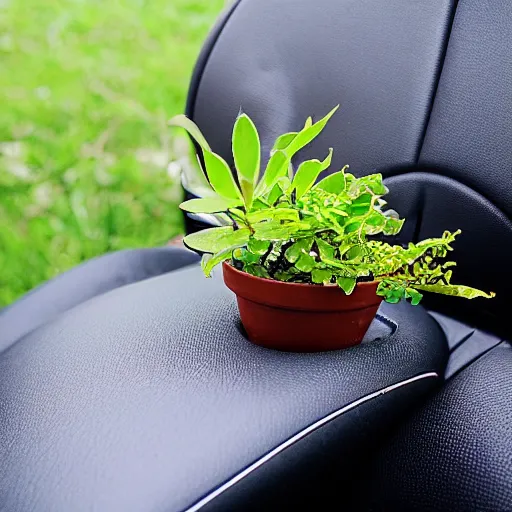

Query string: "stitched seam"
[[415, 0, 460, 163], [182, 372, 438, 512]]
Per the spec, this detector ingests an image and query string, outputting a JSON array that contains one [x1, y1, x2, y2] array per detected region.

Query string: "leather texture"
[[430, 311, 504, 380], [0, 247, 199, 353], [189, 0, 455, 176], [353, 341, 512, 512], [419, 0, 512, 217], [0, 265, 447, 512]]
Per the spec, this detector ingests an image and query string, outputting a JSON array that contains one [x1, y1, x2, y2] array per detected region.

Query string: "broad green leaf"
[[295, 253, 316, 272], [348, 174, 388, 197], [291, 148, 333, 199], [344, 220, 362, 234], [366, 211, 386, 227], [346, 245, 363, 260], [203, 150, 242, 201], [233, 248, 261, 265], [183, 226, 250, 253], [285, 238, 313, 263], [383, 217, 404, 235], [235, 247, 260, 265], [285, 105, 339, 157], [180, 197, 241, 214], [414, 283, 495, 299], [315, 238, 335, 260], [315, 168, 347, 194], [273, 132, 297, 151], [312, 269, 332, 284], [406, 288, 423, 306], [168, 114, 211, 151], [256, 150, 289, 195], [247, 238, 271, 255], [233, 114, 261, 207], [270, 115, 313, 153], [267, 182, 284, 205], [383, 293, 401, 304], [337, 276, 357, 295], [253, 221, 311, 241], [247, 208, 299, 224], [233, 114, 261, 181], [239, 179, 255, 209], [201, 245, 244, 277]]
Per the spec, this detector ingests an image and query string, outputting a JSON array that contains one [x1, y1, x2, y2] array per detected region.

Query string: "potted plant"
[[170, 107, 494, 352]]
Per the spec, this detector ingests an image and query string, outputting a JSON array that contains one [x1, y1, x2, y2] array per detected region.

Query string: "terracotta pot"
[[222, 262, 382, 352]]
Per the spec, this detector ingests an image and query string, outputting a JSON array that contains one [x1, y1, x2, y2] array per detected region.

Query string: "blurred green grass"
[[0, 0, 224, 306]]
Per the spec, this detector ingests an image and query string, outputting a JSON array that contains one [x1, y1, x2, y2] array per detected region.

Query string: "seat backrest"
[[187, 0, 512, 336]]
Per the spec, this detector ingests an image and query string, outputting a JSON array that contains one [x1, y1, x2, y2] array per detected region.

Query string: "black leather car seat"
[[1, 0, 511, 510], [185, 0, 512, 509]]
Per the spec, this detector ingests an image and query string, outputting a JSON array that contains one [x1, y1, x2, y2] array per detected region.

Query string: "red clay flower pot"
[[222, 262, 382, 352]]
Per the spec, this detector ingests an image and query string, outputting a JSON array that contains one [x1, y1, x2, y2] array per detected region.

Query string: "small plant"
[[170, 107, 494, 305]]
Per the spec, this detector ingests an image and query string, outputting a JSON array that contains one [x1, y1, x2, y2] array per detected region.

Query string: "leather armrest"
[[0, 265, 448, 512]]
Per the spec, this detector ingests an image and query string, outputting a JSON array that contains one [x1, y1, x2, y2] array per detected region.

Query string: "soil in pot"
[[222, 262, 382, 352]]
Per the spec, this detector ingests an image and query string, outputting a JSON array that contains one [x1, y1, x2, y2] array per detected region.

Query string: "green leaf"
[[201, 245, 242, 277], [247, 207, 299, 224], [366, 212, 390, 235], [183, 226, 250, 253], [346, 245, 363, 260], [315, 168, 347, 194], [414, 283, 495, 299], [180, 197, 241, 214], [312, 269, 332, 284], [233, 113, 261, 207], [348, 174, 387, 197], [315, 238, 335, 260], [203, 150, 243, 201], [406, 288, 423, 306], [253, 221, 311, 241], [256, 150, 289, 196], [336, 276, 357, 295], [235, 247, 260, 265], [267, 182, 284, 205], [272, 132, 298, 151], [239, 179, 254, 209], [291, 148, 333, 199], [233, 114, 261, 182], [383, 217, 404, 235], [295, 253, 316, 272], [285, 238, 313, 263], [247, 238, 271, 255], [244, 265, 270, 279], [168, 114, 211, 151], [344, 220, 362, 234], [285, 105, 339, 157]]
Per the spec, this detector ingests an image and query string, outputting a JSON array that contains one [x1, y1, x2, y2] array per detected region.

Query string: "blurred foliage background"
[[0, 0, 224, 306]]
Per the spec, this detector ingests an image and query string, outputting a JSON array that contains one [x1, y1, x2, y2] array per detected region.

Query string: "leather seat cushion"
[[0, 247, 199, 353], [0, 264, 448, 512]]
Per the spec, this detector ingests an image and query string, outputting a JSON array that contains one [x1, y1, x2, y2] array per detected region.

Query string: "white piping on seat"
[[184, 371, 438, 512]]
